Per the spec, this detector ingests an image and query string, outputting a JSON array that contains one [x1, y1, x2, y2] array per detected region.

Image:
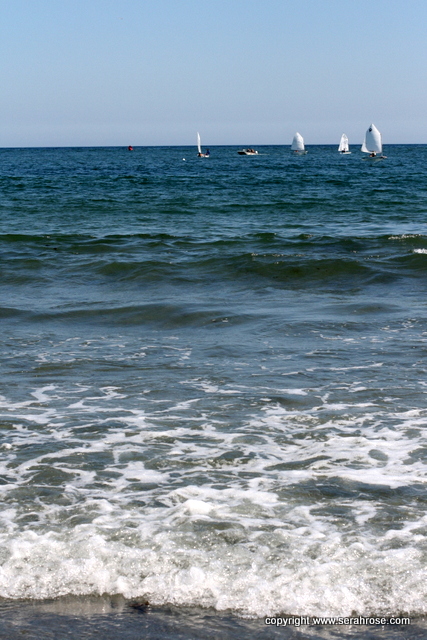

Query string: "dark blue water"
[[0, 145, 426, 638]]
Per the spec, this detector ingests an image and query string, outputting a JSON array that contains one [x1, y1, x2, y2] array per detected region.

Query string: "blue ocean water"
[[0, 145, 427, 636]]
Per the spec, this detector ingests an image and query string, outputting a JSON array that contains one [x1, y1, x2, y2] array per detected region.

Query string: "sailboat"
[[291, 132, 307, 155], [361, 124, 386, 160], [338, 134, 351, 154], [197, 132, 210, 157]]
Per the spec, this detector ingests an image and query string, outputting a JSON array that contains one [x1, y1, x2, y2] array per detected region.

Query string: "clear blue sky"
[[1, 0, 426, 147]]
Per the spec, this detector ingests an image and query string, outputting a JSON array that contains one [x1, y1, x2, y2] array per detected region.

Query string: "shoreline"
[[0, 596, 426, 640]]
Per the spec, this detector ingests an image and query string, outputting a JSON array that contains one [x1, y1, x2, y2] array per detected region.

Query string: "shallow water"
[[0, 145, 427, 625], [0, 596, 425, 640]]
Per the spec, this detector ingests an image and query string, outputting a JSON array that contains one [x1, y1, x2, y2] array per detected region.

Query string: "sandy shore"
[[0, 596, 425, 640]]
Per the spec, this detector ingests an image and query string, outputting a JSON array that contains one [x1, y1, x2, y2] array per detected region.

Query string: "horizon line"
[[1, 142, 425, 150]]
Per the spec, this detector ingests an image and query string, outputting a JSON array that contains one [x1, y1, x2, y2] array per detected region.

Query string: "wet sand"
[[0, 596, 425, 640]]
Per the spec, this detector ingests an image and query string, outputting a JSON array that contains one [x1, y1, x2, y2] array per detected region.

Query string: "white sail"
[[338, 133, 349, 152], [197, 132, 202, 154], [361, 124, 382, 154], [291, 132, 305, 151]]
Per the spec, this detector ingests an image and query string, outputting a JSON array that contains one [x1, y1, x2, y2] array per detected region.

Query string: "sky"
[[1, 0, 427, 147]]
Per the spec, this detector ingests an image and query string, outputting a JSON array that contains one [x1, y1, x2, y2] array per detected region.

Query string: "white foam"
[[182, 499, 212, 516], [279, 388, 308, 396], [30, 385, 57, 403], [0, 380, 427, 618], [0, 512, 426, 618]]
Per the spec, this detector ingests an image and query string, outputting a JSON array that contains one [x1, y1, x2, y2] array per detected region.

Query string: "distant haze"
[[1, 0, 426, 147]]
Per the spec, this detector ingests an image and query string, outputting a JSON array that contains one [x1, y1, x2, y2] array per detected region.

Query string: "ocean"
[[0, 144, 426, 639]]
